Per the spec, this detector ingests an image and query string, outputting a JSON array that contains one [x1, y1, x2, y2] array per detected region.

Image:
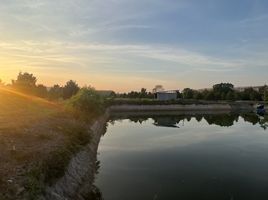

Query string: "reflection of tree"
[[85, 159, 103, 200], [260, 115, 268, 130], [241, 113, 260, 125], [110, 113, 268, 129], [240, 113, 268, 130], [85, 185, 104, 200], [203, 114, 239, 127], [153, 117, 179, 128], [128, 117, 148, 124], [195, 115, 203, 122]]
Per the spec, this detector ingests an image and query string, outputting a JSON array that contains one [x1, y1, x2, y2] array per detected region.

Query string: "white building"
[[156, 91, 178, 101]]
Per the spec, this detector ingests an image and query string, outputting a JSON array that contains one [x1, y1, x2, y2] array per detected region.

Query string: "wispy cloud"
[[0, 40, 245, 69], [1, 0, 268, 90]]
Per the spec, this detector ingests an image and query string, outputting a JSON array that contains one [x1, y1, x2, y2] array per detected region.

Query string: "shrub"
[[68, 87, 104, 116]]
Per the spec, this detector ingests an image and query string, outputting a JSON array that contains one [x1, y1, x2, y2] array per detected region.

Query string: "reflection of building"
[[153, 117, 179, 128], [156, 90, 178, 101]]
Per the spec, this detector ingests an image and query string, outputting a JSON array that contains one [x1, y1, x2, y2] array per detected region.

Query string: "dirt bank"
[[43, 111, 110, 200]]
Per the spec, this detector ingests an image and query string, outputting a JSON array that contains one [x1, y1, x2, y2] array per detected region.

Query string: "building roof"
[[156, 90, 178, 94]]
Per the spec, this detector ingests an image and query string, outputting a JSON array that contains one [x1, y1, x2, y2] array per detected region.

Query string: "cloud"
[[0, 40, 249, 78]]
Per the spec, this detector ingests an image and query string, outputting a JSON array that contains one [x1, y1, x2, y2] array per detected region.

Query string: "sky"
[[0, 0, 268, 92]]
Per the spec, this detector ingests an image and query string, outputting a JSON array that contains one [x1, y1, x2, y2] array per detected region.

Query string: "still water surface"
[[95, 113, 268, 200]]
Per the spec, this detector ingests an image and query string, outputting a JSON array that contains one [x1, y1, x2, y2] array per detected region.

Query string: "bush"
[[68, 87, 104, 116], [264, 90, 268, 102]]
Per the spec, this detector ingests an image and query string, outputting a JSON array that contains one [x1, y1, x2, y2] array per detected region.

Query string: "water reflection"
[[93, 113, 268, 200], [153, 117, 179, 128], [110, 113, 268, 129], [85, 185, 103, 200]]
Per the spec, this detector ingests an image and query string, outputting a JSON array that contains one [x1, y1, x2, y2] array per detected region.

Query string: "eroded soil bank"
[[43, 111, 110, 200]]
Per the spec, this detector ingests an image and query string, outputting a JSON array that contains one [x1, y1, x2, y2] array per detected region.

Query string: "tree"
[[193, 91, 203, 100], [226, 91, 235, 101], [68, 87, 104, 116], [182, 88, 194, 99], [63, 80, 80, 99], [240, 87, 261, 101], [140, 88, 147, 98], [48, 85, 63, 100], [213, 83, 234, 94], [0, 79, 4, 86], [259, 85, 268, 101], [35, 84, 48, 98], [176, 91, 183, 99], [212, 83, 234, 100], [109, 91, 116, 98], [264, 90, 268, 102], [204, 90, 215, 100], [12, 72, 37, 93], [152, 85, 164, 93]]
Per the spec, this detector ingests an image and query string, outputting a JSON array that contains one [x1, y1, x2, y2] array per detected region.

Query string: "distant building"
[[156, 90, 178, 101]]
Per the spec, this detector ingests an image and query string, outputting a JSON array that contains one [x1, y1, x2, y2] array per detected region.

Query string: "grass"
[[25, 119, 91, 199], [0, 87, 94, 199], [0, 86, 59, 130]]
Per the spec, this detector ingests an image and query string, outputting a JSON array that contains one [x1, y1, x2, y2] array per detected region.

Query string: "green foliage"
[[176, 91, 183, 99], [35, 84, 48, 98], [12, 72, 37, 93], [264, 90, 268, 102], [152, 85, 164, 93], [193, 91, 203, 100], [109, 91, 116, 98], [25, 121, 91, 199], [240, 87, 261, 101], [48, 84, 63, 100], [63, 80, 80, 99], [117, 88, 155, 99], [68, 87, 104, 116], [182, 88, 194, 99], [213, 83, 234, 93], [226, 91, 235, 101], [212, 83, 234, 100]]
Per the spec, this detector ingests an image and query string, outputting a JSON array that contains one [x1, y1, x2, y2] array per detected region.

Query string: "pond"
[[93, 113, 268, 200]]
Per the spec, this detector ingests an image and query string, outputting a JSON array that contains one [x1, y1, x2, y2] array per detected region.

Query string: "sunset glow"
[[1, 0, 268, 91]]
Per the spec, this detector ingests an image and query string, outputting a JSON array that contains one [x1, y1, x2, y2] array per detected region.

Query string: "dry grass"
[[0, 86, 59, 130], [0, 87, 64, 199], [0, 87, 95, 199]]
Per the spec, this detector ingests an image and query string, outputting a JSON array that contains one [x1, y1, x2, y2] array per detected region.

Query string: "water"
[[94, 113, 268, 200]]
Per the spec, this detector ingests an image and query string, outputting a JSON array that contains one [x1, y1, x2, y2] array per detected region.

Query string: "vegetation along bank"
[[0, 72, 267, 199]]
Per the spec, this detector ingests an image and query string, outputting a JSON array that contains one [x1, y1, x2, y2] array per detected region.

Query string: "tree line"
[[1, 72, 268, 102], [2, 72, 80, 100], [1, 72, 106, 116], [181, 83, 268, 101], [115, 83, 268, 102]]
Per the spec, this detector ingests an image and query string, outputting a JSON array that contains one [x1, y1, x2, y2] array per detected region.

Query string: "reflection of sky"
[[96, 116, 268, 200], [100, 117, 267, 152], [1, 1, 268, 91]]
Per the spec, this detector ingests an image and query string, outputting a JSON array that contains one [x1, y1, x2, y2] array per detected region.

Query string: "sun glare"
[[0, 86, 57, 106]]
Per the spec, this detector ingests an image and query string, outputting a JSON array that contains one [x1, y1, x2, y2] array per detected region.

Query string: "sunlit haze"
[[1, 0, 268, 92]]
